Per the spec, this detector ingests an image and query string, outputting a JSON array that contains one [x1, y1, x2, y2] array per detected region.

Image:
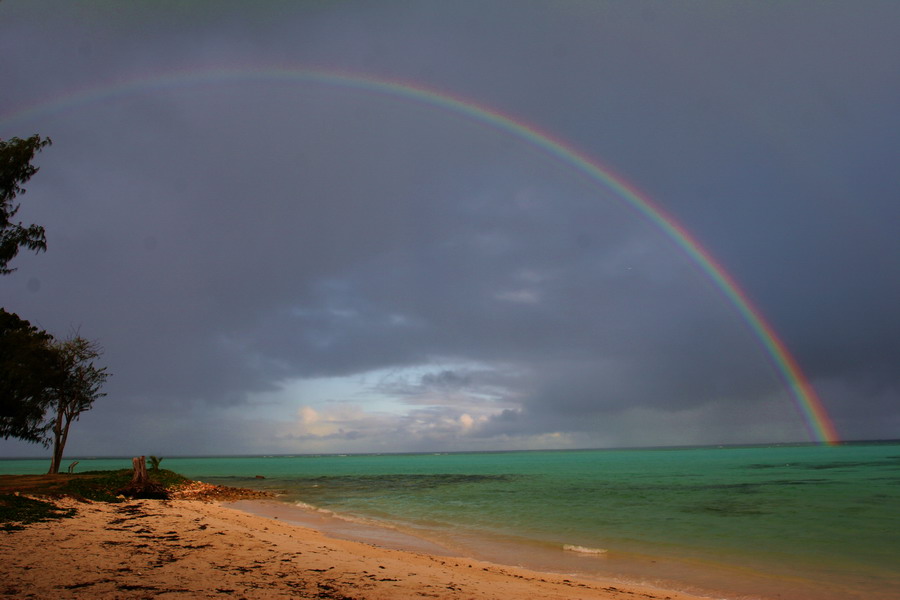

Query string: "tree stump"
[[131, 456, 149, 485], [117, 455, 169, 499]]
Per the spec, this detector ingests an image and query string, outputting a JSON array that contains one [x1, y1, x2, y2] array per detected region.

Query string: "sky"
[[1, 1, 898, 457]]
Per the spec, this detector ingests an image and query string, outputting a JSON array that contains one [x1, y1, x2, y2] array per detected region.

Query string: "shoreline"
[[0, 496, 715, 600], [225, 496, 895, 600], [229, 497, 733, 597], [1, 459, 895, 600]]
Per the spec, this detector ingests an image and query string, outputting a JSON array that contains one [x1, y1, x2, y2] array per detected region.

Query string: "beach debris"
[[168, 480, 273, 502]]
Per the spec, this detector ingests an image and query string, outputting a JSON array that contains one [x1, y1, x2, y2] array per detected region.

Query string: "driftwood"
[[117, 455, 169, 499]]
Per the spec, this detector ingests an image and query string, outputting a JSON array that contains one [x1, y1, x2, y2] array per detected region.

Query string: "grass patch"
[[0, 469, 192, 530], [61, 469, 190, 502], [0, 469, 192, 503], [0, 469, 266, 529], [0, 494, 77, 531]]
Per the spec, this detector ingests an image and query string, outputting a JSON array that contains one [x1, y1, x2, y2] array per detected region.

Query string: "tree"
[[0, 135, 57, 442], [1, 135, 52, 274], [0, 316, 111, 468], [0, 135, 107, 470], [46, 336, 108, 475], [0, 309, 57, 443]]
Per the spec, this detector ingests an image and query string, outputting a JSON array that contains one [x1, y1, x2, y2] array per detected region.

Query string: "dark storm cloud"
[[1, 1, 898, 455]]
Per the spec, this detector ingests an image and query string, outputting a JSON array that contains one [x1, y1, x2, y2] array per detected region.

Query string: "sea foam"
[[294, 501, 399, 529], [563, 544, 608, 555]]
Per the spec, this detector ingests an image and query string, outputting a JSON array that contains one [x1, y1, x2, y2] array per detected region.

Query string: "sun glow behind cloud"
[[240, 361, 524, 452]]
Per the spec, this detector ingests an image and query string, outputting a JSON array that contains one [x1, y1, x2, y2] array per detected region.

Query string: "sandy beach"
[[0, 496, 712, 600]]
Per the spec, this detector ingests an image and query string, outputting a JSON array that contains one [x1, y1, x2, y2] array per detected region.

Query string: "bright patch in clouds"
[[245, 362, 522, 451]]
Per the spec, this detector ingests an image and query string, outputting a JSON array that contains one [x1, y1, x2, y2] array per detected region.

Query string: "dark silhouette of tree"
[[1, 135, 52, 274], [0, 135, 58, 445], [0, 309, 57, 443], [0, 318, 110, 470], [0, 134, 109, 471], [46, 336, 108, 475]]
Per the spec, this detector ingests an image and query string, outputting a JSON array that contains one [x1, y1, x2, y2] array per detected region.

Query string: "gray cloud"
[[1, 1, 898, 456]]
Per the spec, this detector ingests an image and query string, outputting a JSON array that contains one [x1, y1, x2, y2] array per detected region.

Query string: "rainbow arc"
[[0, 66, 840, 444]]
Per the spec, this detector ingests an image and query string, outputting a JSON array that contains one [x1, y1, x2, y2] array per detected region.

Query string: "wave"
[[563, 544, 608, 555], [292, 500, 325, 512], [292, 501, 402, 530]]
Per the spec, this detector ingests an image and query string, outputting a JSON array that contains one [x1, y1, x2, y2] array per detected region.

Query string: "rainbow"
[[0, 66, 840, 444]]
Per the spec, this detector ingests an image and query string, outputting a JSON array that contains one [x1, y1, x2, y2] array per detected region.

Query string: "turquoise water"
[[3, 442, 899, 599]]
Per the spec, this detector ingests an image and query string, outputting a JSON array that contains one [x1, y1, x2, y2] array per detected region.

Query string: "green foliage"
[[46, 336, 109, 474], [0, 469, 192, 529], [0, 309, 59, 444], [0, 135, 111, 472], [0, 136, 111, 473], [0, 135, 52, 274], [148, 455, 163, 471], [0, 493, 76, 531], [0, 313, 111, 468], [0, 135, 62, 447], [51, 336, 109, 418], [147, 468, 189, 489], [59, 469, 133, 502], [56, 469, 190, 502]]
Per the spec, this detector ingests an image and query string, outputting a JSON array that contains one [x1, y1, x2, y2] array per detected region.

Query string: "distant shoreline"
[[2, 436, 899, 462]]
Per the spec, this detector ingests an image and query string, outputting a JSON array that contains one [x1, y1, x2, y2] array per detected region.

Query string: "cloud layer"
[[1, 2, 898, 456]]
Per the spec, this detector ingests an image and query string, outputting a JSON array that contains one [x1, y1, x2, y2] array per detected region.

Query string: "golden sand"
[[0, 496, 711, 599]]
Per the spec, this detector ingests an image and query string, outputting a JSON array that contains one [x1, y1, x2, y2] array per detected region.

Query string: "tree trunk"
[[117, 455, 168, 499], [47, 401, 68, 475], [131, 456, 149, 487]]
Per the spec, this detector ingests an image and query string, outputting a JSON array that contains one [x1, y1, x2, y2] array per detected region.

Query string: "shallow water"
[[4, 442, 899, 599]]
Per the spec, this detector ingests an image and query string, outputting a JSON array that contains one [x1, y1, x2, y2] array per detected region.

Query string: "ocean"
[[3, 441, 898, 599]]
